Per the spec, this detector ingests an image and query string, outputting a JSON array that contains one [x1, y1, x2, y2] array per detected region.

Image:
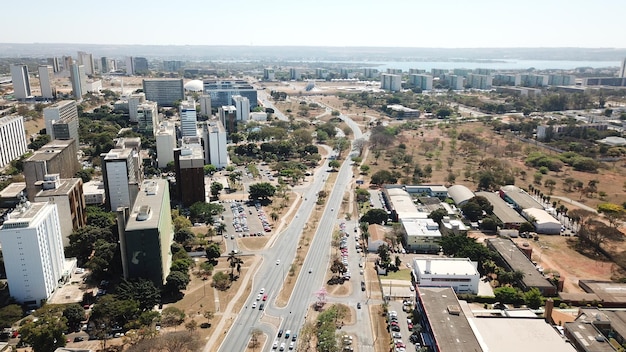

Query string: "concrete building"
[[142, 79, 184, 107], [101, 147, 142, 211], [82, 180, 105, 205], [290, 68, 302, 80], [383, 187, 421, 222], [446, 74, 465, 90], [125, 56, 135, 75], [117, 179, 173, 286], [232, 95, 250, 121], [485, 237, 557, 296], [136, 101, 159, 136], [467, 73, 493, 90], [155, 122, 177, 168], [128, 93, 146, 123], [77, 51, 94, 75], [133, 57, 149, 75], [620, 58, 626, 78], [380, 73, 402, 92], [548, 74, 576, 86], [47, 57, 60, 73], [496, 86, 542, 97], [409, 74, 433, 90], [583, 77, 626, 87], [199, 95, 212, 117], [412, 257, 480, 294], [536, 123, 608, 141], [315, 68, 329, 79], [367, 224, 390, 253], [499, 185, 544, 211], [250, 112, 268, 121], [10, 64, 31, 99], [44, 100, 79, 141], [475, 68, 494, 75], [0, 202, 65, 307], [0, 115, 28, 169], [218, 105, 238, 134], [33, 175, 86, 246], [520, 74, 549, 87], [415, 286, 484, 352], [263, 68, 275, 81], [448, 184, 474, 207], [180, 99, 198, 137], [202, 120, 228, 169], [493, 73, 521, 86], [163, 60, 183, 72], [401, 218, 442, 253], [564, 308, 621, 352], [387, 104, 420, 119], [203, 80, 258, 109], [404, 185, 448, 198], [362, 68, 378, 79], [0, 182, 25, 208], [24, 139, 81, 201], [38, 65, 54, 99], [476, 191, 526, 229], [522, 208, 561, 234], [69, 64, 87, 99], [174, 145, 205, 206], [453, 68, 472, 77]]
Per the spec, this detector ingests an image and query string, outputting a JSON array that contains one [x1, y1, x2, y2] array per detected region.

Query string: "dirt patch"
[[371, 304, 392, 352]]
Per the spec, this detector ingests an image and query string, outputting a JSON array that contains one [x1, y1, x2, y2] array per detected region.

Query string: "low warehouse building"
[[522, 208, 561, 234], [448, 184, 474, 207], [412, 257, 480, 294]]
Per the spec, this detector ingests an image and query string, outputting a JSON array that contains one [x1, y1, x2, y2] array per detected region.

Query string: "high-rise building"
[[232, 95, 250, 121], [155, 122, 176, 168], [116, 179, 173, 285], [128, 93, 146, 123], [362, 68, 378, 79], [446, 75, 465, 90], [33, 175, 86, 247], [520, 74, 549, 87], [62, 56, 73, 72], [180, 99, 198, 137], [203, 80, 258, 109], [100, 57, 109, 74], [218, 106, 237, 134], [0, 201, 65, 307], [69, 64, 87, 99], [0, 115, 28, 169], [263, 68, 275, 81], [380, 74, 402, 92], [125, 56, 135, 75], [162, 60, 183, 72], [43, 100, 79, 141], [38, 65, 54, 99], [174, 145, 205, 206], [290, 68, 302, 80], [620, 58, 626, 78], [77, 51, 94, 75], [467, 74, 493, 90], [548, 74, 576, 86], [47, 57, 60, 73], [101, 147, 142, 211], [199, 95, 212, 117], [23, 139, 80, 200], [387, 68, 403, 75], [137, 101, 159, 136], [409, 74, 433, 90], [142, 79, 184, 107], [202, 120, 228, 169], [10, 64, 31, 99], [133, 57, 149, 75]]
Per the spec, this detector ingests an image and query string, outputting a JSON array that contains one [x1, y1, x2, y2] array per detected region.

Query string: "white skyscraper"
[[10, 64, 31, 99], [232, 95, 250, 121], [180, 99, 198, 137], [203, 120, 228, 169], [77, 51, 94, 75], [70, 64, 87, 99], [38, 65, 54, 99], [137, 101, 159, 136], [620, 58, 626, 78], [0, 202, 65, 307], [128, 93, 146, 122], [125, 56, 135, 75], [43, 100, 79, 141], [381, 73, 402, 92], [0, 115, 28, 168], [199, 95, 212, 117], [155, 122, 176, 168], [101, 148, 141, 211]]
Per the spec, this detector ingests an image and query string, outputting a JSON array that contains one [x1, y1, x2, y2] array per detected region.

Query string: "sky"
[[4, 0, 626, 48]]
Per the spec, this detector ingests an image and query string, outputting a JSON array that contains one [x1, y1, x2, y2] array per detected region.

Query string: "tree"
[[519, 222, 535, 234], [185, 320, 198, 332], [165, 271, 190, 295], [62, 304, 86, 331], [189, 201, 224, 224], [210, 182, 224, 199], [597, 203, 625, 228], [172, 210, 193, 232], [248, 182, 277, 200], [461, 201, 483, 222], [0, 304, 22, 328], [428, 208, 448, 224], [360, 208, 388, 225], [161, 307, 186, 327], [355, 188, 370, 203], [174, 228, 195, 246], [19, 314, 67, 352], [75, 169, 93, 183], [115, 279, 161, 311], [227, 251, 243, 281], [330, 258, 347, 278], [524, 288, 544, 309], [28, 134, 51, 150], [360, 164, 370, 174], [162, 331, 201, 352], [328, 159, 341, 170], [493, 286, 523, 304], [203, 310, 214, 326], [377, 244, 391, 268], [544, 179, 557, 194], [203, 164, 217, 175], [212, 271, 230, 291]]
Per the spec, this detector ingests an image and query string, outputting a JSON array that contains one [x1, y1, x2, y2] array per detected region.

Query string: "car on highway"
[[357, 302, 361, 309], [259, 303, 265, 310], [252, 302, 257, 309], [278, 329, 283, 337], [289, 341, 295, 350], [263, 294, 268, 301], [279, 342, 285, 351], [276, 260, 281, 265], [291, 333, 297, 341], [256, 294, 262, 301], [260, 288, 265, 294], [308, 268, 312, 273], [273, 340, 278, 349], [285, 330, 291, 338]]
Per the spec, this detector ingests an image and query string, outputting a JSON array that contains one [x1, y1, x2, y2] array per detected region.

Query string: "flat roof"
[[386, 188, 421, 219], [414, 258, 478, 276], [418, 286, 484, 352], [501, 186, 544, 210], [485, 238, 555, 290], [2, 202, 48, 227], [564, 321, 614, 352], [103, 148, 132, 161], [125, 180, 167, 232], [401, 218, 441, 239], [27, 139, 75, 162], [35, 178, 81, 197], [523, 208, 560, 225], [0, 182, 26, 198], [471, 317, 576, 352], [579, 280, 626, 305], [476, 191, 526, 224], [83, 181, 105, 194]]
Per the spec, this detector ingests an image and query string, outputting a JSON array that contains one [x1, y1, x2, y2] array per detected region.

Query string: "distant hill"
[[0, 43, 625, 61]]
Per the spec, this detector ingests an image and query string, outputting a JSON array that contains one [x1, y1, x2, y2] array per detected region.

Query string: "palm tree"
[[227, 250, 241, 281]]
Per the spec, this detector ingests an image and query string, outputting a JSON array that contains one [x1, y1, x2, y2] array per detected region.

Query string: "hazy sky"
[[5, 0, 625, 48]]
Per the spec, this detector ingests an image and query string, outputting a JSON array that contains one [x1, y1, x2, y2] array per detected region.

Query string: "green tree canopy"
[[114, 279, 161, 311], [360, 208, 389, 225], [248, 182, 277, 200], [428, 208, 448, 223], [62, 304, 86, 331], [19, 314, 67, 352]]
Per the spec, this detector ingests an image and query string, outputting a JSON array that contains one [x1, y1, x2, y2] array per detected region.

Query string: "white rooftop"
[[414, 257, 478, 276], [401, 218, 441, 238]]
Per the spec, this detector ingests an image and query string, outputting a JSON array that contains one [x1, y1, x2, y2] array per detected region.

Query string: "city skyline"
[[4, 0, 626, 48]]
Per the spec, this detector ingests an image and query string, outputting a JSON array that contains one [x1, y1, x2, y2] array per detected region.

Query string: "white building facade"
[[381, 73, 402, 92], [412, 257, 480, 294], [10, 64, 31, 99], [232, 95, 250, 121], [0, 115, 28, 169], [155, 122, 177, 168], [203, 121, 228, 168], [38, 65, 54, 99], [0, 202, 65, 306], [180, 99, 198, 137]]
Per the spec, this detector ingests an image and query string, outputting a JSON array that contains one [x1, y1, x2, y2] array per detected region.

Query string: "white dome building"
[[184, 80, 203, 92]]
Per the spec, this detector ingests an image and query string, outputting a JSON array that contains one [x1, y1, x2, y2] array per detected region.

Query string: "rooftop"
[[501, 185, 544, 210], [27, 139, 75, 162], [476, 191, 526, 224], [386, 188, 422, 219], [414, 257, 478, 276], [401, 218, 441, 238], [522, 208, 560, 225], [1, 202, 49, 228], [0, 182, 26, 198], [35, 178, 81, 197], [125, 180, 168, 232]]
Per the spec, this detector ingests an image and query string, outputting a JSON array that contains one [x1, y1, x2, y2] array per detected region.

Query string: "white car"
[[276, 259, 281, 265], [252, 302, 257, 309], [256, 294, 262, 301], [260, 288, 265, 294], [273, 340, 278, 349]]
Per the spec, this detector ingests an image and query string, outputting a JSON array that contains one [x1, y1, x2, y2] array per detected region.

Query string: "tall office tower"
[[101, 147, 142, 211], [380, 74, 402, 92], [199, 95, 212, 117], [218, 106, 237, 134], [77, 51, 94, 75], [47, 57, 60, 73], [232, 95, 250, 121], [136, 101, 159, 136], [0, 201, 64, 307], [446, 75, 465, 90], [0, 115, 28, 169], [133, 57, 149, 75], [69, 64, 87, 99], [409, 74, 434, 90], [174, 145, 205, 206], [180, 99, 198, 137], [203, 80, 258, 109], [100, 57, 109, 74], [142, 79, 184, 107], [23, 139, 81, 200], [362, 68, 378, 79], [155, 122, 176, 168], [289, 68, 302, 80], [128, 93, 146, 122], [162, 60, 183, 72], [125, 56, 135, 75], [38, 65, 54, 99], [33, 175, 86, 246], [62, 56, 73, 71], [10, 64, 31, 99], [202, 120, 228, 169], [619, 58, 626, 78], [43, 100, 79, 141], [467, 74, 493, 90], [116, 179, 173, 285], [263, 68, 275, 81]]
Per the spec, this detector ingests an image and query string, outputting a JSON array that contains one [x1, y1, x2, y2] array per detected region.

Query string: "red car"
[[262, 294, 268, 301]]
